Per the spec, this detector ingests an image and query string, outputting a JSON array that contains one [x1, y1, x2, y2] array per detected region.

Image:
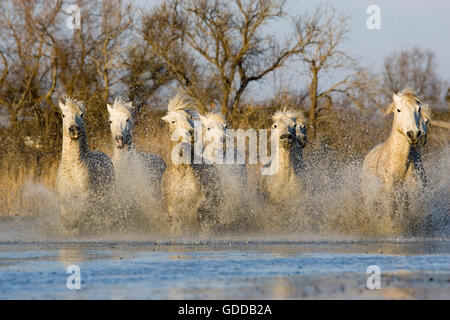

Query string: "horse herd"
[[55, 89, 432, 235]]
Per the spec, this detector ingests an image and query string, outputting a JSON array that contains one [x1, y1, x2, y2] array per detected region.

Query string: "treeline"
[[0, 0, 448, 173]]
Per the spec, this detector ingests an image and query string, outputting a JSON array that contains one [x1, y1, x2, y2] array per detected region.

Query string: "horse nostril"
[[280, 133, 293, 140], [407, 131, 420, 140]]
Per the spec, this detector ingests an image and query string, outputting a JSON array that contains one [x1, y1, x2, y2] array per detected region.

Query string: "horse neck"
[[203, 140, 224, 163], [385, 126, 412, 168], [274, 145, 299, 178], [61, 130, 88, 166], [168, 140, 196, 172]]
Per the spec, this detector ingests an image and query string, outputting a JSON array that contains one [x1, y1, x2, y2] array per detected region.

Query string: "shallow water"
[[1, 240, 449, 299]]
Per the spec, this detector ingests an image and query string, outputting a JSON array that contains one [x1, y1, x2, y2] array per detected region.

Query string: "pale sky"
[[136, 0, 450, 98], [294, 0, 450, 80]]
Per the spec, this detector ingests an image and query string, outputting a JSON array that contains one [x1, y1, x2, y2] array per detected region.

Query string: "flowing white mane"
[[272, 107, 305, 123], [398, 88, 423, 104], [167, 93, 198, 114], [385, 88, 432, 121], [202, 112, 226, 125], [62, 95, 85, 113], [110, 97, 133, 115]]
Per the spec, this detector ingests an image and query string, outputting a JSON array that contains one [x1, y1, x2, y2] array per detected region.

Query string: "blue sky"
[[135, 0, 449, 98]]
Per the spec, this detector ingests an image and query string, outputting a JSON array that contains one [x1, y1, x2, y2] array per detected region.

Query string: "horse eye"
[[207, 128, 210, 131], [62, 114, 65, 118], [108, 120, 112, 125], [126, 118, 130, 122], [171, 120, 176, 124], [274, 125, 277, 128], [397, 109, 401, 113], [80, 113, 84, 117]]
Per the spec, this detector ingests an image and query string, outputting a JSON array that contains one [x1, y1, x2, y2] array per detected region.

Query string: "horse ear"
[[106, 103, 113, 114], [58, 101, 66, 111], [382, 102, 394, 115], [392, 93, 402, 105], [161, 114, 171, 123]]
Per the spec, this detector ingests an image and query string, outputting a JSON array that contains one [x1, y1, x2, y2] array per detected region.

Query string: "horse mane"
[[167, 93, 198, 115], [421, 104, 432, 122], [272, 107, 306, 123], [398, 88, 423, 105], [111, 97, 133, 115], [62, 95, 85, 112], [203, 112, 226, 125], [384, 89, 432, 121]]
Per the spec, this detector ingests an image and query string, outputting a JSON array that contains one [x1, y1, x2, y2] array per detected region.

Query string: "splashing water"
[[0, 146, 448, 242]]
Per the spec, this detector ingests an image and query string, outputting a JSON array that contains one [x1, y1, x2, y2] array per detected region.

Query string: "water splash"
[[0, 146, 448, 242]]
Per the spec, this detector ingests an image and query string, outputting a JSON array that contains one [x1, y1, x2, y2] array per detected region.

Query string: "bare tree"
[[141, 0, 309, 116], [121, 45, 175, 114], [382, 47, 445, 105], [295, 5, 379, 136], [0, 0, 133, 152], [0, 0, 62, 132]]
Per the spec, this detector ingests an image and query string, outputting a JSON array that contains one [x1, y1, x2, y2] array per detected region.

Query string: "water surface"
[[1, 240, 449, 299]]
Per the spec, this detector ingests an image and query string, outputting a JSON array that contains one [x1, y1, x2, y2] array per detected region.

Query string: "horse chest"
[[264, 167, 300, 202], [166, 168, 201, 201], [57, 164, 90, 194]]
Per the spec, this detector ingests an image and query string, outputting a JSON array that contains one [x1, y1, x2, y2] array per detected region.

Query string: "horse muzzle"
[[280, 133, 294, 147], [407, 130, 421, 145], [69, 125, 80, 140], [114, 136, 125, 149]]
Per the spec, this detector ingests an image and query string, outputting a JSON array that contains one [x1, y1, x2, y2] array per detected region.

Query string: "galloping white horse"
[[362, 89, 431, 214], [56, 97, 114, 234], [199, 112, 249, 229], [107, 98, 166, 214], [259, 108, 307, 203], [161, 94, 222, 235], [199, 112, 247, 181]]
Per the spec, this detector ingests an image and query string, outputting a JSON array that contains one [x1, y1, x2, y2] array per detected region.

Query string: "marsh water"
[[1, 239, 449, 299]]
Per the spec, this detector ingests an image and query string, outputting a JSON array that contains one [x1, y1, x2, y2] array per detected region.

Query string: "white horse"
[[161, 94, 222, 235], [199, 112, 247, 178], [199, 112, 250, 229], [107, 98, 166, 224], [258, 108, 307, 203], [361, 89, 431, 219], [56, 96, 115, 234]]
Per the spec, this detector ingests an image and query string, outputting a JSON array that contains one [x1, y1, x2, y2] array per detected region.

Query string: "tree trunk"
[[308, 69, 318, 139], [221, 88, 230, 117]]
